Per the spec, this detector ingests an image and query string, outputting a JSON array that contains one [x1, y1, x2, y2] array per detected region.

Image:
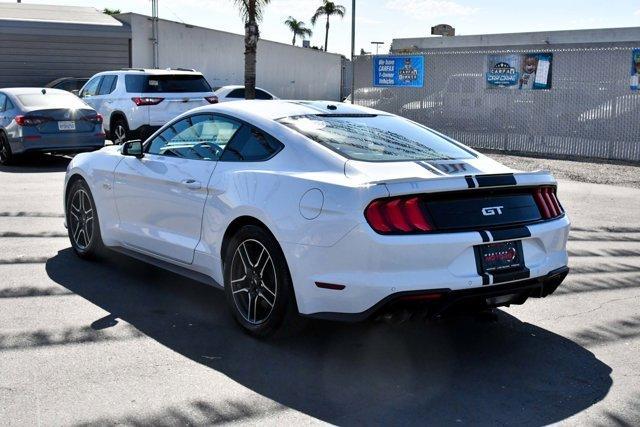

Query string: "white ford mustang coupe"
[[64, 100, 570, 336]]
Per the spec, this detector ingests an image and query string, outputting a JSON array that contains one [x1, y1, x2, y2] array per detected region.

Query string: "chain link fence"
[[353, 45, 640, 162]]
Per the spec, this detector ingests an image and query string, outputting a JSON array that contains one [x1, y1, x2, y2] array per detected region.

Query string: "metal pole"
[[152, 0, 159, 68], [350, 0, 355, 104]]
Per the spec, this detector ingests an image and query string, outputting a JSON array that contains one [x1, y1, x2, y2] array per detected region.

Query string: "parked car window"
[[98, 75, 117, 95], [147, 114, 241, 161], [220, 125, 283, 162], [227, 88, 244, 98], [125, 74, 211, 93], [5, 97, 14, 111], [81, 76, 102, 97], [0, 94, 6, 112], [255, 89, 273, 100], [278, 114, 475, 162], [17, 92, 88, 109]]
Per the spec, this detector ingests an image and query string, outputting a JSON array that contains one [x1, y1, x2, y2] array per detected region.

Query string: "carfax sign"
[[373, 55, 424, 88], [486, 53, 553, 90]]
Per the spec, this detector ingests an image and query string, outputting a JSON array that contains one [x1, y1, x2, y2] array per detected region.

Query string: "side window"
[[220, 125, 284, 162], [147, 114, 241, 161], [0, 94, 6, 112], [255, 89, 272, 100], [81, 76, 102, 97], [227, 88, 245, 98], [5, 97, 14, 111], [98, 75, 117, 95]]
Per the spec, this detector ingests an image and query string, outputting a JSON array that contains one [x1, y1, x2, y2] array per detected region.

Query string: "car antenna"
[[41, 88, 46, 94], [327, 104, 337, 110]]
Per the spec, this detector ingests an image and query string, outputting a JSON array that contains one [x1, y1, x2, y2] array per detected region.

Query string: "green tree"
[[284, 16, 313, 46], [102, 8, 121, 15], [233, 0, 271, 100], [311, 1, 345, 52]]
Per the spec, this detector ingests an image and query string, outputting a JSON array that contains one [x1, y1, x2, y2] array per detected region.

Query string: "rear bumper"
[[307, 266, 569, 322], [11, 135, 105, 154]]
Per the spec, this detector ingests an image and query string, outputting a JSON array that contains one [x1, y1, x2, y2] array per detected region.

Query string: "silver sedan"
[[0, 88, 105, 165]]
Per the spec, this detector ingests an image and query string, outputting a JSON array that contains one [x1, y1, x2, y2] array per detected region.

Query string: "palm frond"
[[233, 0, 271, 22]]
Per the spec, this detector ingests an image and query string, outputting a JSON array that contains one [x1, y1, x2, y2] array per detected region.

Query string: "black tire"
[[66, 179, 105, 260], [111, 117, 129, 145], [223, 225, 303, 338], [0, 131, 15, 166]]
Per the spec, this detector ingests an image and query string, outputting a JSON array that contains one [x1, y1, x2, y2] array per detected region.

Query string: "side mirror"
[[71, 89, 80, 96], [122, 140, 144, 158]]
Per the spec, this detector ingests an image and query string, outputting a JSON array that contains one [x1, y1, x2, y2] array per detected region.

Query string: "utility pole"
[[151, 0, 159, 68], [350, 0, 355, 103], [371, 41, 383, 55]]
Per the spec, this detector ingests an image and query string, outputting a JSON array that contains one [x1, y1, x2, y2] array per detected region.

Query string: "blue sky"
[[10, 0, 640, 56]]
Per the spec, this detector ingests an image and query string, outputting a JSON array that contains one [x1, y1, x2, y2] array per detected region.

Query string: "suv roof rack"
[[168, 67, 197, 72], [121, 68, 146, 71]]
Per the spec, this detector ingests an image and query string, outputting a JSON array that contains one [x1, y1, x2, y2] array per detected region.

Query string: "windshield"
[[17, 93, 89, 109], [125, 74, 212, 93], [278, 114, 475, 162]]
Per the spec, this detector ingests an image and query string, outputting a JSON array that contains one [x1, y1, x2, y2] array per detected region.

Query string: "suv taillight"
[[205, 95, 219, 104], [15, 115, 50, 126], [132, 97, 164, 106], [533, 186, 564, 219], [365, 197, 434, 234]]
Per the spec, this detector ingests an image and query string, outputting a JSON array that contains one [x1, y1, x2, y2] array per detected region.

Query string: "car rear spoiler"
[[370, 171, 557, 197]]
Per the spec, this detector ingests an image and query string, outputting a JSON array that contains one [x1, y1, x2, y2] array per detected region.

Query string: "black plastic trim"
[[475, 173, 517, 187], [489, 226, 531, 241]]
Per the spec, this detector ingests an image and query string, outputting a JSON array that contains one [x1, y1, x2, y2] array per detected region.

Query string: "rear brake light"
[[205, 95, 219, 104], [82, 113, 103, 124], [534, 186, 564, 219], [131, 97, 164, 106], [365, 197, 434, 234], [15, 115, 50, 126]]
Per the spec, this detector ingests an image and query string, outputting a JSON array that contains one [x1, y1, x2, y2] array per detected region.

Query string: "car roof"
[[94, 69, 203, 76], [216, 85, 272, 93], [0, 87, 70, 95], [193, 100, 386, 121]]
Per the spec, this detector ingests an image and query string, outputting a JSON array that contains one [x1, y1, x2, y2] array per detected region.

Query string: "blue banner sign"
[[486, 53, 553, 90], [373, 55, 424, 88], [632, 49, 640, 91]]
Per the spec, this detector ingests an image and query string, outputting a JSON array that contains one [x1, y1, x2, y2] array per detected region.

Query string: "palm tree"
[[284, 17, 313, 46], [233, 0, 271, 100], [311, 1, 346, 52]]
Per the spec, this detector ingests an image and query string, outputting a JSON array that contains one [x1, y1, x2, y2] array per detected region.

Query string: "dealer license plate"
[[477, 240, 523, 274]]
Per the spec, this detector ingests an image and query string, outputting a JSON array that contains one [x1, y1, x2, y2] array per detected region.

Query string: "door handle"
[[181, 179, 202, 190]]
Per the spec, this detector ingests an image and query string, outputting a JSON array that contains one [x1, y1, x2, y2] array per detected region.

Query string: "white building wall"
[[120, 14, 342, 101]]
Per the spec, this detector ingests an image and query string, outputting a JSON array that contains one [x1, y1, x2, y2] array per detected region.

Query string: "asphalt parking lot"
[[1, 154, 639, 426]]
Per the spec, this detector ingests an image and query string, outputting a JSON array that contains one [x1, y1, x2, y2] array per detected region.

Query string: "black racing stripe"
[[492, 268, 531, 284], [479, 230, 491, 243], [475, 174, 517, 187], [465, 175, 476, 188], [489, 227, 531, 242], [415, 161, 446, 176], [473, 246, 490, 285]]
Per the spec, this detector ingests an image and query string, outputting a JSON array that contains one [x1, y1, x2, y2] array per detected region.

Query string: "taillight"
[[205, 95, 219, 104], [534, 186, 564, 219], [82, 113, 103, 124], [131, 97, 164, 106], [365, 197, 434, 234], [15, 115, 50, 126]]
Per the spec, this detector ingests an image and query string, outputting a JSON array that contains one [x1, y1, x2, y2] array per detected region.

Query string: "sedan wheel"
[[112, 120, 129, 145], [66, 179, 104, 259], [224, 225, 303, 337], [230, 239, 278, 325], [0, 133, 13, 165]]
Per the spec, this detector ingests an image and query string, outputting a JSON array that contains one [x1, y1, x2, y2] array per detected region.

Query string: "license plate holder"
[[476, 240, 524, 274], [58, 121, 76, 131]]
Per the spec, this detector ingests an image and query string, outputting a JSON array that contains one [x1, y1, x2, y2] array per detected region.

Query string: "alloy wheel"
[[68, 189, 94, 250], [114, 125, 126, 144], [0, 136, 9, 163], [230, 239, 278, 325]]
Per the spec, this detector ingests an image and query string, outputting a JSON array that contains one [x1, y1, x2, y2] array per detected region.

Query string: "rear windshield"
[[125, 74, 212, 93], [17, 93, 88, 109], [278, 114, 475, 162]]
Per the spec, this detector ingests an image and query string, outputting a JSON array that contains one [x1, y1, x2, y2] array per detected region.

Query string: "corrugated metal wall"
[[0, 20, 130, 88], [353, 46, 640, 162]]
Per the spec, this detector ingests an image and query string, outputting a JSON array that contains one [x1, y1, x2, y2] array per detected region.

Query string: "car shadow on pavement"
[[45, 248, 612, 426], [0, 153, 70, 173]]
